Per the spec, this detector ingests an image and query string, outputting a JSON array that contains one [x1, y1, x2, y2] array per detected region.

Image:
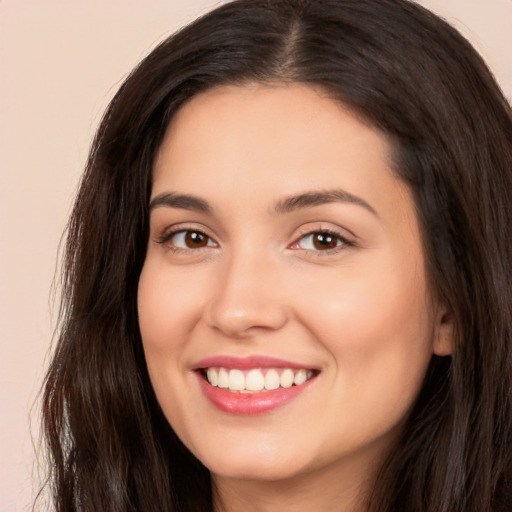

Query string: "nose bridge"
[[206, 243, 288, 337]]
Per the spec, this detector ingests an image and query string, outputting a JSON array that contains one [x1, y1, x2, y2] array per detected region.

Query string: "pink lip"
[[196, 373, 315, 415], [193, 355, 318, 416], [194, 355, 314, 371]]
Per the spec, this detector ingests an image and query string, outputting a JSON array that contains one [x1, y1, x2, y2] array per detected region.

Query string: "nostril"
[[204, 265, 289, 337], [206, 304, 289, 339]]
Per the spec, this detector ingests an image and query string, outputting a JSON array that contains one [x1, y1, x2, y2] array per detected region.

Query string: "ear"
[[433, 305, 455, 356]]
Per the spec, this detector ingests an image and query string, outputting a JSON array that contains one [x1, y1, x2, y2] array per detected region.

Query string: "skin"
[[138, 83, 453, 512]]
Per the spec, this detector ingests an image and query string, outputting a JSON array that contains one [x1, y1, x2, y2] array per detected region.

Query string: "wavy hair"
[[41, 1, 512, 510]]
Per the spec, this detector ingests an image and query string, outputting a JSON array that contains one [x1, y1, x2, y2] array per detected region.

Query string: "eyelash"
[[156, 227, 215, 254], [155, 227, 354, 255], [290, 228, 354, 254]]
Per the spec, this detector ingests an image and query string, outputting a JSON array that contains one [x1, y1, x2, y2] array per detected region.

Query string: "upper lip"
[[193, 355, 318, 371]]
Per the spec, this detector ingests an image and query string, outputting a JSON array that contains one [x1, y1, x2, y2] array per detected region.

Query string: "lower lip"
[[196, 373, 314, 415]]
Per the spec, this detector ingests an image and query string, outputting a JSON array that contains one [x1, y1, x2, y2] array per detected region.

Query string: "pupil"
[[185, 231, 207, 247], [314, 233, 336, 250]]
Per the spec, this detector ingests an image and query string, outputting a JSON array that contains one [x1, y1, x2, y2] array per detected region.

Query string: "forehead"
[[152, 83, 410, 223]]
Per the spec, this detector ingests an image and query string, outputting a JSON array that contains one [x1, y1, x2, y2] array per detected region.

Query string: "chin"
[[210, 462, 305, 483], [195, 443, 310, 482]]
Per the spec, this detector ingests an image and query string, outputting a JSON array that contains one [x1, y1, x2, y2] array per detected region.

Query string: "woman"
[[41, 1, 512, 511]]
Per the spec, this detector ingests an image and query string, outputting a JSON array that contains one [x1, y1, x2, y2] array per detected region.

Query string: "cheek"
[[299, 256, 431, 339], [137, 261, 205, 434], [137, 261, 209, 384], [139, 262, 199, 345], [296, 258, 435, 410]]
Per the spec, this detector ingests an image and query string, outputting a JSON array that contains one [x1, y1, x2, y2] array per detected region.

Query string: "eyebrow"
[[149, 192, 212, 214], [149, 188, 377, 217], [273, 189, 378, 216]]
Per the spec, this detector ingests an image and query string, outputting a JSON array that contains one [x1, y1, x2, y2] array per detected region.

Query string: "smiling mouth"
[[201, 367, 316, 393]]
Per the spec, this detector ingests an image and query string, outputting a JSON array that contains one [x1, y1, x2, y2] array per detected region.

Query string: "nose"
[[205, 250, 289, 339]]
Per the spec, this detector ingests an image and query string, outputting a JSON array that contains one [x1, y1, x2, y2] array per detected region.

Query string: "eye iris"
[[185, 231, 208, 248], [313, 233, 338, 250]]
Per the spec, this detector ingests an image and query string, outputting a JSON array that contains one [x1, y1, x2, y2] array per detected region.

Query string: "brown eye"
[[312, 233, 339, 250], [167, 230, 216, 250], [184, 231, 208, 248], [295, 231, 345, 251]]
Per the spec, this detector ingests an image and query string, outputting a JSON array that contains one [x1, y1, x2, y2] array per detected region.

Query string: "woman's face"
[[138, 84, 452, 486]]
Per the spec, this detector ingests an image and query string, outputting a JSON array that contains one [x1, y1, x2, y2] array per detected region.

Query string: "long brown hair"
[[41, 1, 512, 510]]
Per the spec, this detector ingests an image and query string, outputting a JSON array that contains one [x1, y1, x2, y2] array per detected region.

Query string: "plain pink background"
[[1, 1, 510, 510]]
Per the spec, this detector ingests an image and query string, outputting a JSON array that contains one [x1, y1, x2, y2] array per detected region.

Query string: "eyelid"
[[153, 222, 355, 255], [288, 225, 356, 253], [154, 223, 219, 249]]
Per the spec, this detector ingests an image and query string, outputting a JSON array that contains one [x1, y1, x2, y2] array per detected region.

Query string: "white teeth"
[[207, 368, 218, 387], [280, 369, 294, 388], [246, 369, 265, 391], [264, 369, 280, 390], [204, 367, 315, 392], [294, 369, 308, 385], [218, 368, 229, 389], [228, 369, 245, 391]]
